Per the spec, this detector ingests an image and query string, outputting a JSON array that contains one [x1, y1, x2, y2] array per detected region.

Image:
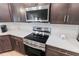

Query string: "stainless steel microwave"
[[25, 5, 49, 22]]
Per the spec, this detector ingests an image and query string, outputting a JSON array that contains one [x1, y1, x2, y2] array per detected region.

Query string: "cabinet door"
[[0, 36, 12, 53], [46, 45, 79, 56], [10, 36, 25, 54], [46, 45, 68, 56], [10, 36, 16, 50], [46, 48, 68, 56], [50, 3, 69, 24], [0, 4, 11, 22], [0, 40, 3, 52], [15, 40, 20, 51], [67, 4, 79, 25], [15, 40, 25, 54], [10, 3, 26, 22], [1, 36, 12, 52]]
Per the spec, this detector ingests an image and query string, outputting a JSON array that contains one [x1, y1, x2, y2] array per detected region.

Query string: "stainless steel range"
[[23, 26, 51, 56]]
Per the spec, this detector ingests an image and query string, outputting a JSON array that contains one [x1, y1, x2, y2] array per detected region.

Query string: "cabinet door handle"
[[64, 15, 66, 22], [67, 15, 69, 23]]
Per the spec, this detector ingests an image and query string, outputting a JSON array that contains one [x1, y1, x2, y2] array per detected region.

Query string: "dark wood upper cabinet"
[[10, 3, 26, 22], [50, 3, 69, 24], [67, 4, 79, 25], [0, 4, 11, 22], [50, 3, 79, 25], [0, 3, 79, 24]]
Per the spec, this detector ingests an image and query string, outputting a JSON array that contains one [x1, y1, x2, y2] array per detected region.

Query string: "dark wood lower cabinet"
[[0, 35, 25, 55], [0, 40, 3, 52], [46, 45, 79, 56], [10, 36, 25, 55], [0, 35, 12, 53], [15, 39, 25, 54], [46, 48, 68, 56], [1, 35, 79, 56]]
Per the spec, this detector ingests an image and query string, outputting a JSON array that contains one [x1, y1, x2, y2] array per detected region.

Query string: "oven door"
[[24, 44, 45, 56]]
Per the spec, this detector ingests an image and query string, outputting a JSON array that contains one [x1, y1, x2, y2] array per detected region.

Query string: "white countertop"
[[46, 24, 79, 53], [0, 23, 79, 53], [0, 30, 32, 38], [46, 33, 79, 53]]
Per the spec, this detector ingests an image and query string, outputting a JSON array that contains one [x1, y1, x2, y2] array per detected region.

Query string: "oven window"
[[26, 9, 48, 21], [24, 45, 45, 56]]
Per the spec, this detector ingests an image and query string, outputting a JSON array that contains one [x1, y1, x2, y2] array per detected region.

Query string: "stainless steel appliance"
[[23, 26, 51, 56], [25, 5, 50, 22]]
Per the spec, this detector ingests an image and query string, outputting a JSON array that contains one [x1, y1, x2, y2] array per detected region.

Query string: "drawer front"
[[46, 48, 68, 56], [11, 36, 23, 42], [0, 35, 10, 39]]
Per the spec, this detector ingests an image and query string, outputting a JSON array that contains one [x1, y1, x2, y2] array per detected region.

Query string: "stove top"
[[24, 33, 49, 43]]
